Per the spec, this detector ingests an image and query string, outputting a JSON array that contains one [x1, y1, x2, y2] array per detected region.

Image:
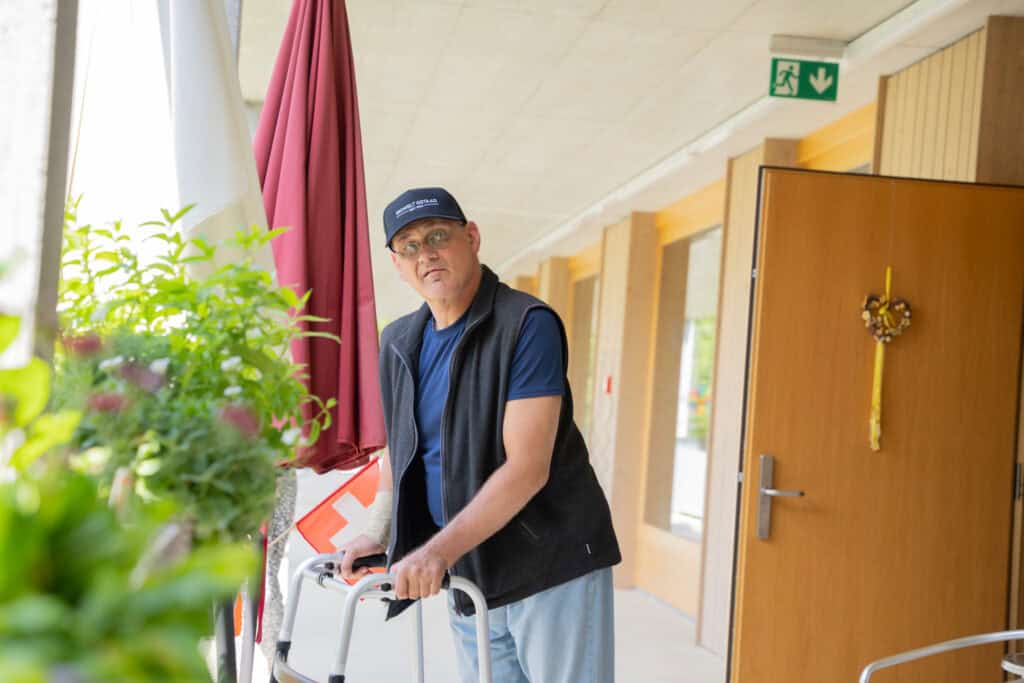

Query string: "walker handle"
[[350, 553, 387, 570]]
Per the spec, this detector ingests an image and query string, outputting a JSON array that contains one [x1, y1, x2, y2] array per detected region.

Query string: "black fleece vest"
[[379, 266, 621, 616]]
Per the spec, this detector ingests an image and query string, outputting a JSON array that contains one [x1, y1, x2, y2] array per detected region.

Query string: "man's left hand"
[[391, 545, 449, 600]]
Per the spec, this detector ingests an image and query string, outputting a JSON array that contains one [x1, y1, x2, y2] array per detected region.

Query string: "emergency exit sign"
[[769, 58, 839, 101]]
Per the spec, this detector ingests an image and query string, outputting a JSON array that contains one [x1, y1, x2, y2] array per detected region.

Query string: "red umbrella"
[[254, 0, 385, 472]]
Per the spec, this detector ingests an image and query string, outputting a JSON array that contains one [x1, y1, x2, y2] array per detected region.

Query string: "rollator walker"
[[859, 629, 1024, 682], [271, 553, 492, 683]]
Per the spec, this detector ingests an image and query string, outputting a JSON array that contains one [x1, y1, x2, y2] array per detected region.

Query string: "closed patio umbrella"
[[254, 0, 385, 473]]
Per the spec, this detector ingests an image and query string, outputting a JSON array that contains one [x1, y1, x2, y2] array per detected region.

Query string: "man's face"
[[389, 218, 481, 302]]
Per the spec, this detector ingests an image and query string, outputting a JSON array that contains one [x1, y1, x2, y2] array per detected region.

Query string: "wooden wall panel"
[[967, 30, 987, 177], [640, 241, 689, 533], [698, 140, 798, 656], [568, 275, 598, 441], [569, 242, 601, 281], [635, 524, 703, 615], [977, 16, 1024, 185], [512, 274, 537, 296], [878, 29, 986, 181], [536, 256, 571, 325], [655, 179, 726, 245], [797, 102, 876, 172], [589, 213, 658, 586]]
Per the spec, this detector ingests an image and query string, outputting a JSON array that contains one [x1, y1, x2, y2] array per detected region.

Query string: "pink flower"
[[62, 332, 103, 357], [219, 404, 260, 439], [118, 362, 165, 393], [87, 392, 129, 413]]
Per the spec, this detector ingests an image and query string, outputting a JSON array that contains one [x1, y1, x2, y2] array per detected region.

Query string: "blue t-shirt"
[[415, 308, 564, 527]]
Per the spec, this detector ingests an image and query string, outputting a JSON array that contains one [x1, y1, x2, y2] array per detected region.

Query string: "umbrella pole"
[[214, 599, 238, 683]]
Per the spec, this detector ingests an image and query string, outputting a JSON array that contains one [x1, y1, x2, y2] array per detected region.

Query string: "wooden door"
[[731, 169, 1024, 682]]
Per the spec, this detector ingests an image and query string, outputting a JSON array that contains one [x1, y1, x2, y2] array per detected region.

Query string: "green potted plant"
[[51, 201, 335, 545]]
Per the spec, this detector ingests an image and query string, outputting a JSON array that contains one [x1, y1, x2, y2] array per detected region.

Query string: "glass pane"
[[669, 227, 722, 538]]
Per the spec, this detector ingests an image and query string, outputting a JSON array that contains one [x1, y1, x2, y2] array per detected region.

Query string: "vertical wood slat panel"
[[900, 65, 919, 175], [873, 76, 890, 174], [920, 56, 941, 177], [945, 36, 968, 181], [932, 48, 951, 179], [967, 28, 988, 180], [917, 59, 933, 176], [879, 73, 897, 174], [961, 31, 981, 180], [877, 29, 985, 182]]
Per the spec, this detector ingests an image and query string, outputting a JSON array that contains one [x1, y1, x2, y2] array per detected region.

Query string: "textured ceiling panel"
[[238, 0, 1024, 322]]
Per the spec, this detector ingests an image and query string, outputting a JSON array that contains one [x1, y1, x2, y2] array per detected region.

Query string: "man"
[[340, 187, 620, 682]]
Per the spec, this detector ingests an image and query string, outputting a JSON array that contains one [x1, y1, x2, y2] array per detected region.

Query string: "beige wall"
[[698, 140, 798, 656], [512, 274, 537, 296], [589, 212, 659, 586], [535, 257, 571, 324], [568, 275, 599, 439]]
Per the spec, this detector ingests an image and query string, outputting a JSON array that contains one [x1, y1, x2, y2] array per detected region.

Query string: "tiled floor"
[[266, 468, 727, 682]]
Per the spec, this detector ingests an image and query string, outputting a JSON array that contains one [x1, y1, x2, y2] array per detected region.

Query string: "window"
[[645, 226, 722, 540]]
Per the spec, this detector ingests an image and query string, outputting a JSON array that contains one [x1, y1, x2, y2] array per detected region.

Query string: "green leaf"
[[93, 251, 120, 264], [10, 411, 81, 470], [264, 227, 289, 242], [167, 204, 196, 225], [299, 331, 341, 343], [0, 359, 50, 426], [0, 314, 20, 355], [278, 287, 299, 308]]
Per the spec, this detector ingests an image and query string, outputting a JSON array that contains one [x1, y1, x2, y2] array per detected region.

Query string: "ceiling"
[[239, 0, 1024, 323]]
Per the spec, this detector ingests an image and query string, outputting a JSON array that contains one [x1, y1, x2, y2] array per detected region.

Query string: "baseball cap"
[[382, 187, 467, 247]]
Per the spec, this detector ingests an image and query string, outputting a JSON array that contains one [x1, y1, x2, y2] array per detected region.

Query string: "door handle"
[[762, 488, 805, 498], [757, 454, 805, 540]]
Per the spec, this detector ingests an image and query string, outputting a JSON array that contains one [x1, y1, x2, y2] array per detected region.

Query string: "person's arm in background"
[[339, 450, 393, 580]]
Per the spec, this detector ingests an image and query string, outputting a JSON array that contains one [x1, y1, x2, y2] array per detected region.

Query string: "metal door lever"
[[757, 454, 805, 539], [762, 488, 804, 497]]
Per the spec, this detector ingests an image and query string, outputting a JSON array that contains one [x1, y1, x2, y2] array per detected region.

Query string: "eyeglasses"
[[389, 227, 457, 259]]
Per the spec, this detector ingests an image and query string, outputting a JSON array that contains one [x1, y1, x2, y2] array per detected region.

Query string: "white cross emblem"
[[329, 492, 372, 550]]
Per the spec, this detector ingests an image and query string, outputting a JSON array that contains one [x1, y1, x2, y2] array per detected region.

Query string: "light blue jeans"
[[448, 567, 614, 683]]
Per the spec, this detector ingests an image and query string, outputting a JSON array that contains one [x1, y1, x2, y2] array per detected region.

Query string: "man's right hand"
[[338, 534, 386, 582]]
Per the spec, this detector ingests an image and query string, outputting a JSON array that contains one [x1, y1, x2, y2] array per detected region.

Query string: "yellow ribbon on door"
[[862, 267, 912, 451]]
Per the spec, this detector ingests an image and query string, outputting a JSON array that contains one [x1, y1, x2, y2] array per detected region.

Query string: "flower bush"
[[52, 202, 335, 544], [0, 306, 256, 683], [0, 467, 256, 683]]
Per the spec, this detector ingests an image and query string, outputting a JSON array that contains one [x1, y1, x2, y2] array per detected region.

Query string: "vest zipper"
[[390, 345, 419, 561], [439, 314, 487, 599]]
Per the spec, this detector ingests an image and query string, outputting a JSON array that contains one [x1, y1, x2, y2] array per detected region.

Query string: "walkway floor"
[[270, 468, 726, 682]]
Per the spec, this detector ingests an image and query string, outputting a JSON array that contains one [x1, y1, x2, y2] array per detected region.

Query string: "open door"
[[730, 168, 1024, 682]]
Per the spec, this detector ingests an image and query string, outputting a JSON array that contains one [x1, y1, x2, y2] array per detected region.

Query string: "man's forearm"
[[423, 460, 546, 567]]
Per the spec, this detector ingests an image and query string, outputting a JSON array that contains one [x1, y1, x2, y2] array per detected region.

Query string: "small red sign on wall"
[[604, 375, 613, 395]]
